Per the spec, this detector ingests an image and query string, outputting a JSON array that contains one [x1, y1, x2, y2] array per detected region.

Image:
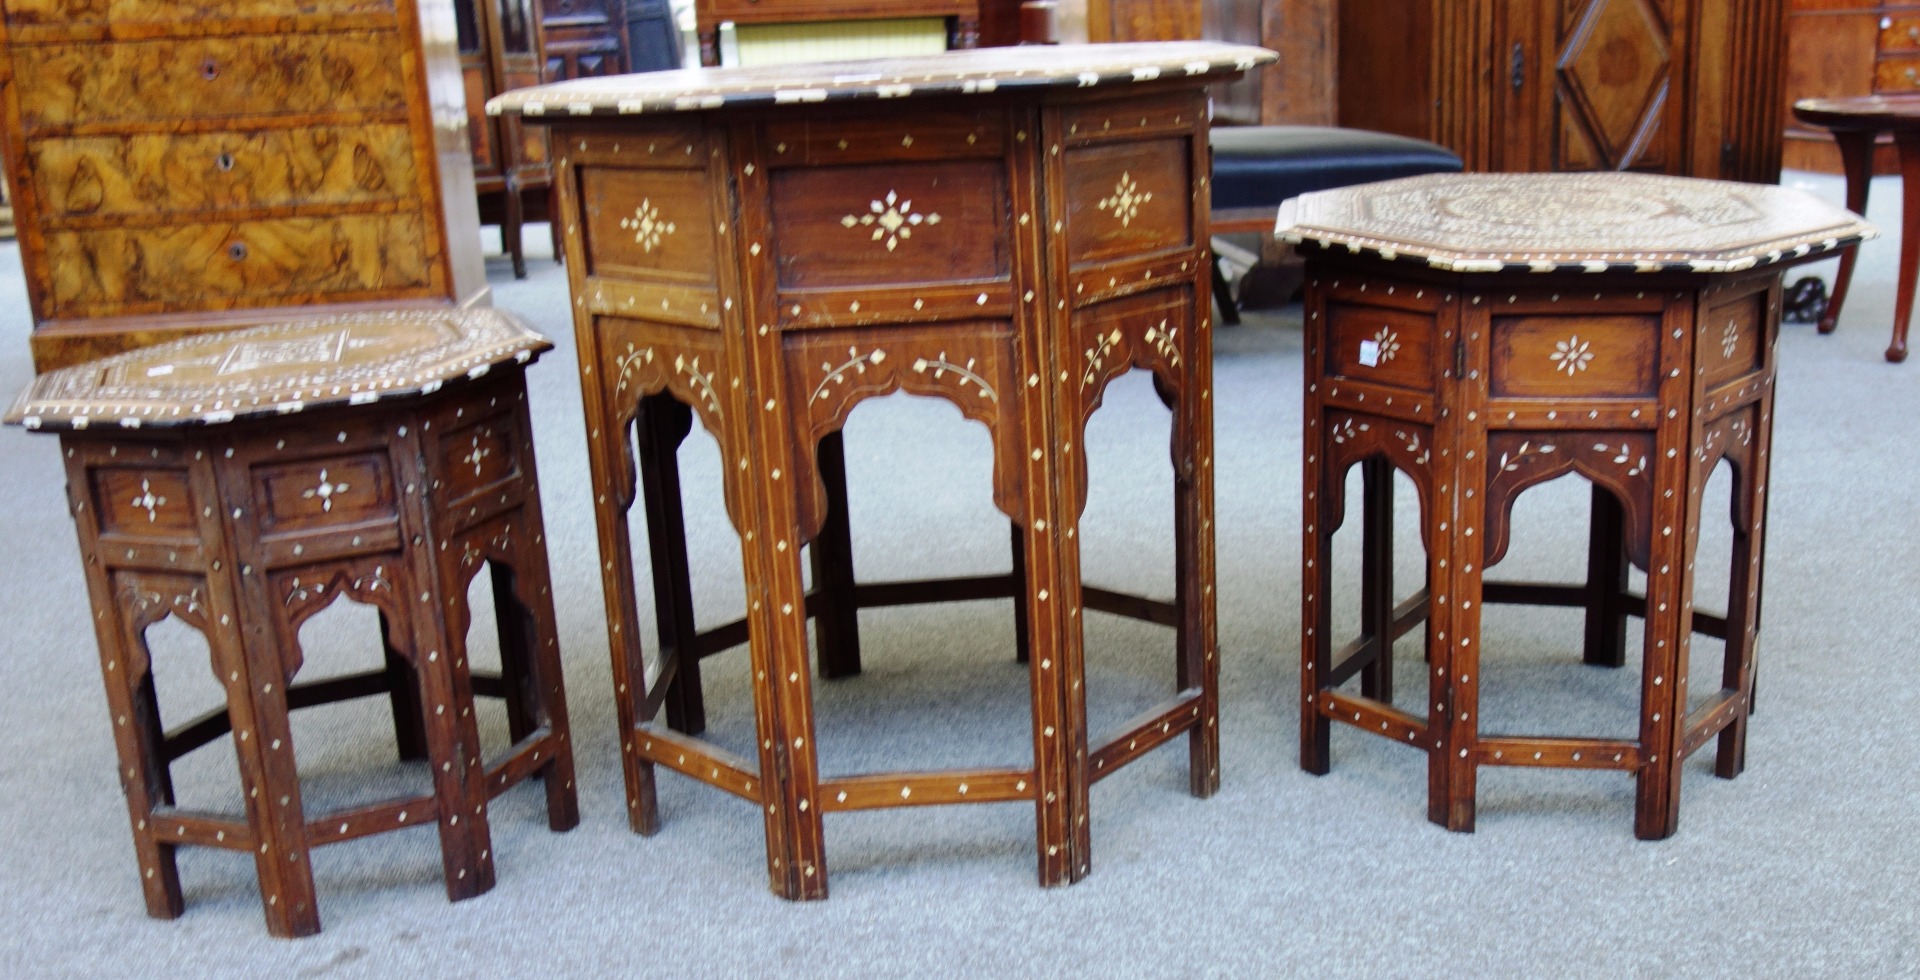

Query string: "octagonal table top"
[[5, 308, 551, 432], [1793, 94, 1920, 132], [486, 41, 1276, 119], [1276, 172, 1876, 275]]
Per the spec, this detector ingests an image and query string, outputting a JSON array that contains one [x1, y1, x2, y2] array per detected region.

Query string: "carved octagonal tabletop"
[[5, 309, 550, 431], [1277, 172, 1876, 275], [485, 40, 1275, 117]]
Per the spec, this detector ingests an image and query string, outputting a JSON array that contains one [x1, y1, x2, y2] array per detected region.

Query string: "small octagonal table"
[[492, 41, 1275, 898], [1280, 172, 1872, 838]]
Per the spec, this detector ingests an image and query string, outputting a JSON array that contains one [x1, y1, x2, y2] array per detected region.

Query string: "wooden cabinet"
[[0, 0, 486, 371], [1330, 0, 1785, 183], [1783, 1, 1920, 174], [693, 0, 982, 66], [459, 0, 555, 277], [540, 0, 627, 78]]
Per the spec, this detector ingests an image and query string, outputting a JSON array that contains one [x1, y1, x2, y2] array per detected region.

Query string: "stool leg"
[[504, 183, 528, 280], [1210, 253, 1241, 326], [1010, 523, 1031, 664], [1635, 422, 1708, 841], [809, 430, 863, 679], [1359, 457, 1395, 704], [381, 611, 429, 761], [1891, 131, 1920, 363], [94, 607, 186, 921], [636, 395, 706, 737], [219, 629, 322, 937], [1427, 423, 1486, 833], [1718, 402, 1773, 780], [492, 558, 581, 830], [1820, 129, 1875, 335], [406, 587, 497, 902], [1300, 428, 1334, 776], [1582, 486, 1629, 668]]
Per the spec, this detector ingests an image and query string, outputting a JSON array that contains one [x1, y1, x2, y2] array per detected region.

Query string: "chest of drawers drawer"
[[13, 32, 407, 132], [3, 0, 394, 26], [42, 213, 433, 318], [26, 125, 421, 221], [1875, 54, 1920, 91]]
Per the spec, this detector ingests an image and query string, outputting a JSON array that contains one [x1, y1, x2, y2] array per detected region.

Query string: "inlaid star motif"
[[129, 480, 167, 522], [463, 435, 492, 477], [1721, 319, 1739, 360], [619, 199, 676, 253], [1550, 336, 1595, 376], [1097, 171, 1153, 226], [841, 190, 940, 252], [301, 469, 351, 511], [1373, 326, 1401, 365]]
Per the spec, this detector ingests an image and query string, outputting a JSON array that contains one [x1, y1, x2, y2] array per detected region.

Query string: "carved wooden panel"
[[1489, 313, 1661, 399], [251, 453, 400, 532], [91, 466, 199, 538], [1552, 0, 1677, 172], [1323, 301, 1438, 394], [27, 126, 419, 219], [582, 167, 718, 283], [1064, 138, 1191, 265], [770, 161, 1010, 288]]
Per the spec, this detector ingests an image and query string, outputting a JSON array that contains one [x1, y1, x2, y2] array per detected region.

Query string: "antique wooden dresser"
[[0, 0, 488, 371]]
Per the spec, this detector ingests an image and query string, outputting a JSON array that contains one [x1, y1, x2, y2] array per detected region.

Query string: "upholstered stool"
[[1280, 173, 1872, 838], [5, 309, 578, 937], [1208, 125, 1463, 321]]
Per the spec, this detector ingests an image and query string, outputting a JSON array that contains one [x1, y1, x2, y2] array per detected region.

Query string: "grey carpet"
[[2, 170, 1917, 977]]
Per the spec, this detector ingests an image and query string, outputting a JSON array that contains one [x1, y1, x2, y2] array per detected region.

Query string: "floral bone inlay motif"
[[1372, 326, 1401, 365], [1330, 418, 1369, 444], [1497, 441, 1557, 471], [1082, 328, 1123, 387], [1550, 336, 1594, 375], [1592, 442, 1646, 477], [1096, 171, 1153, 227], [614, 343, 656, 394], [912, 352, 997, 401], [1721, 318, 1740, 359], [673, 354, 722, 418], [841, 190, 940, 252], [463, 433, 492, 477], [619, 199, 677, 253], [301, 469, 351, 511], [812, 347, 888, 403], [1143, 319, 1182, 367], [129, 479, 168, 522], [1393, 429, 1431, 465]]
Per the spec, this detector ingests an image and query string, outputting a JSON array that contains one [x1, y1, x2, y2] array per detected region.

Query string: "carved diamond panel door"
[[1551, 0, 1680, 172]]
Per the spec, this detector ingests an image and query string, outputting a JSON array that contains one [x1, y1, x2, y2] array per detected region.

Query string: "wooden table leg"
[[637, 394, 707, 736], [809, 430, 863, 679], [1582, 485, 1629, 668], [1359, 457, 1395, 703], [1821, 128, 1877, 336], [1891, 130, 1920, 362]]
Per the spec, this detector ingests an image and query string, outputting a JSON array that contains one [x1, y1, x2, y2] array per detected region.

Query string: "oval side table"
[[1280, 172, 1873, 838], [1791, 94, 1920, 361], [5, 308, 579, 937]]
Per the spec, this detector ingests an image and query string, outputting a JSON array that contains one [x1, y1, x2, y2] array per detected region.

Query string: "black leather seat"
[[1210, 125, 1464, 214], [1206, 126, 1462, 322]]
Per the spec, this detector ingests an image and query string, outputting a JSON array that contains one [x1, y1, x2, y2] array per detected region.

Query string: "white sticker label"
[[1358, 340, 1380, 367], [146, 365, 175, 377]]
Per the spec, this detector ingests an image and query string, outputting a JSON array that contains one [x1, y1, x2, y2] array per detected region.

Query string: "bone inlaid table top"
[[5, 309, 550, 431], [493, 40, 1276, 899], [1281, 172, 1870, 840], [1277, 172, 1873, 274]]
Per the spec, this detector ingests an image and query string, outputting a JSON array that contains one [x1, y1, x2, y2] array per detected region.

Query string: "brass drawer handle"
[[200, 59, 219, 81], [215, 152, 235, 172], [1907, 67, 1918, 84], [228, 242, 248, 260], [1909, 25, 1919, 42]]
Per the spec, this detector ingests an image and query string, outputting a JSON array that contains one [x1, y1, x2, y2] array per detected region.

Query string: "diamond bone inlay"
[[842, 190, 939, 252], [1097, 171, 1153, 227], [129, 479, 168, 522], [619, 199, 677, 253], [1550, 336, 1595, 375], [301, 469, 351, 511]]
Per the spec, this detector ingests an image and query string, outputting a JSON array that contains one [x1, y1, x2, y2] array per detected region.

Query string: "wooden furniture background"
[[540, 0, 629, 78], [460, 0, 556, 279], [1782, 0, 1920, 175], [493, 40, 1273, 898], [694, 0, 982, 66], [1075, 0, 1784, 179], [0, 0, 488, 372], [1282, 172, 1870, 838], [4, 309, 578, 938]]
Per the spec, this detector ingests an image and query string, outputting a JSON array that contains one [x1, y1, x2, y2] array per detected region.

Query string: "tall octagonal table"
[[491, 41, 1275, 898], [1279, 173, 1872, 839]]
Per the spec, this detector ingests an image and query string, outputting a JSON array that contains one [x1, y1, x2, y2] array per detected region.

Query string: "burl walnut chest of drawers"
[[0, 0, 488, 371]]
